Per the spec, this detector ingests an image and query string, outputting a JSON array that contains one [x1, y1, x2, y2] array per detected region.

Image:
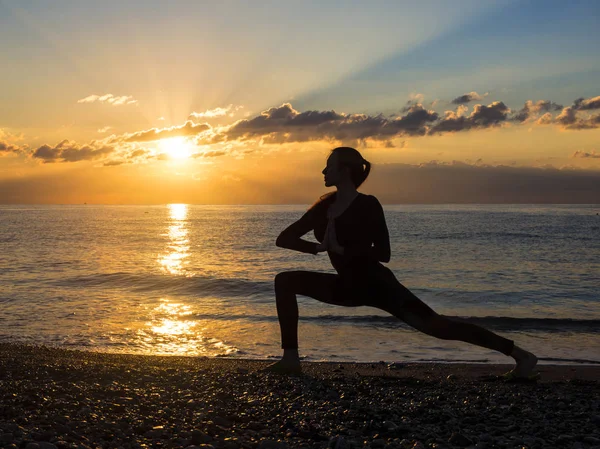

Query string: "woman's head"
[[322, 147, 371, 189]]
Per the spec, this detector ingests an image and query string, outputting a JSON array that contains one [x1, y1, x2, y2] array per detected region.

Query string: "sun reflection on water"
[[158, 204, 191, 276], [138, 298, 239, 356]]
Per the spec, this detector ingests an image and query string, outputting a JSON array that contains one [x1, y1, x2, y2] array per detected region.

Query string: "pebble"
[[258, 440, 288, 449], [387, 363, 404, 370], [37, 444, 58, 449], [192, 430, 212, 444], [448, 432, 472, 446]]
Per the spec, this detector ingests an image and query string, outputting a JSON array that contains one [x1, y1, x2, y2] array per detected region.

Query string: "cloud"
[[191, 150, 227, 158], [0, 141, 21, 154], [77, 94, 137, 106], [129, 149, 148, 158], [365, 162, 600, 204], [429, 101, 510, 134], [192, 94, 599, 145], [103, 160, 125, 166], [189, 104, 244, 120], [31, 139, 115, 163], [212, 102, 438, 146], [573, 96, 600, 111], [450, 91, 487, 105], [563, 114, 600, 130], [97, 126, 112, 133], [555, 106, 578, 126], [512, 100, 563, 122], [124, 121, 211, 142], [572, 150, 600, 159]]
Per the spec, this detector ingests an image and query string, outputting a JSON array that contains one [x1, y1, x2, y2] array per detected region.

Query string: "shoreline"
[[1, 342, 599, 382], [1, 343, 599, 449]]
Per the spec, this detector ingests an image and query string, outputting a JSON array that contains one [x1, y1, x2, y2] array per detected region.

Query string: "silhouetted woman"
[[269, 147, 538, 377]]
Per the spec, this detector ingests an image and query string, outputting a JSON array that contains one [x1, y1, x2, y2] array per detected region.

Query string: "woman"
[[269, 147, 538, 378]]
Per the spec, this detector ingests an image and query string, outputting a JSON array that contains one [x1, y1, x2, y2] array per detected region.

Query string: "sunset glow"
[[0, 1, 598, 204], [159, 138, 194, 160]]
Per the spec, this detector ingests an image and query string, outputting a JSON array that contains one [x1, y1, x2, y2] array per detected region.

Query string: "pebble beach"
[[0, 343, 598, 449]]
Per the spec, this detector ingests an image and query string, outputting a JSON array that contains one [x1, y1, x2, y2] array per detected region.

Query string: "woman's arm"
[[275, 208, 321, 255]]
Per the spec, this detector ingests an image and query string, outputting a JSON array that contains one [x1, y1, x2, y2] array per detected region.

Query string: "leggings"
[[274, 267, 515, 356]]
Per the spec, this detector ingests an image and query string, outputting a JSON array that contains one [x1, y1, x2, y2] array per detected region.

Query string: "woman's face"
[[322, 152, 346, 187]]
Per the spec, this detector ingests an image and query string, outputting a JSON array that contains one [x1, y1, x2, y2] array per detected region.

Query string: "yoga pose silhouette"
[[268, 147, 538, 377]]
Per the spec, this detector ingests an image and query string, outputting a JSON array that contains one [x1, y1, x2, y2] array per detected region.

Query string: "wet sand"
[[0, 343, 598, 448]]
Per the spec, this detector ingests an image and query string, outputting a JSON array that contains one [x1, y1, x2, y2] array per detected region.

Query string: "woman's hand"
[[316, 218, 344, 254], [315, 222, 330, 252], [326, 218, 344, 255]]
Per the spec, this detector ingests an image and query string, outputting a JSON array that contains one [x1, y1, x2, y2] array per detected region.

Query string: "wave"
[[49, 272, 274, 297], [186, 312, 600, 333]]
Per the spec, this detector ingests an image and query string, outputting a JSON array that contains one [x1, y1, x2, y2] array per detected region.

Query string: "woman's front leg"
[[265, 270, 340, 373]]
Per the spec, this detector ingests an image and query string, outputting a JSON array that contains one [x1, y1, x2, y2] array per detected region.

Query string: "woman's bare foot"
[[264, 358, 302, 374], [505, 345, 538, 378], [263, 349, 302, 374]]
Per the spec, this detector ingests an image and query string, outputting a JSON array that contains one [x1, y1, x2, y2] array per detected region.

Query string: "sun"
[[159, 137, 193, 160]]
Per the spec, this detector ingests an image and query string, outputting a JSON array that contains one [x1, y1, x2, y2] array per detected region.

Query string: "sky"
[[1, 0, 599, 204]]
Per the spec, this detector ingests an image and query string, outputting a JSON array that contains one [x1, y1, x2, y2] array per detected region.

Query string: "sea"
[[1, 204, 599, 365]]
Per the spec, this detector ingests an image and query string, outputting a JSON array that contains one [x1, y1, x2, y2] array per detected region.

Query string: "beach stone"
[[592, 415, 600, 426], [478, 434, 491, 442], [557, 434, 574, 443], [33, 431, 55, 442], [144, 428, 164, 439], [381, 421, 397, 431], [258, 440, 288, 449], [411, 442, 425, 449], [329, 436, 348, 449], [26, 444, 41, 449], [585, 437, 600, 445], [213, 416, 232, 428], [37, 444, 58, 449], [1, 433, 14, 443], [448, 433, 472, 447], [191, 430, 212, 444], [371, 439, 386, 448]]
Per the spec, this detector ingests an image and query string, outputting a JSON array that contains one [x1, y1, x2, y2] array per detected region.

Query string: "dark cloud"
[[564, 114, 600, 130], [366, 162, 600, 204], [214, 103, 437, 145], [512, 100, 563, 122], [451, 91, 485, 104], [125, 121, 210, 142], [572, 150, 600, 159], [0, 141, 21, 154], [573, 96, 600, 111], [555, 107, 578, 125], [429, 101, 509, 134], [31, 140, 115, 163], [1, 160, 599, 204]]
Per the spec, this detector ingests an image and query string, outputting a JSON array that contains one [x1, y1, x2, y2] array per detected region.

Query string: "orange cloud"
[[124, 121, 211, 142], [77, 94, 137, 106]]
